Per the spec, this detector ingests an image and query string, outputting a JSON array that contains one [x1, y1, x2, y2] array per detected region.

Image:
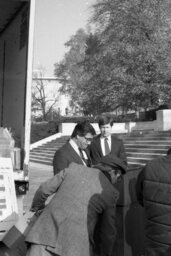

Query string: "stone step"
[[126, 148, 168, 154], [36, 146, 63, 151], [125, 144, 170, 149], [125, 136, 171, 140], [39, 138, 69, 146], [125, 143, 168, 148], [31, 147, 169, 153], [30, 155, 53, 164], [30, 157, 149, 167], [124, 139, 171, 145], [30, 152, 166, 165], [29, 153, 156, 166], [127, 161, 145, 167], [128, 132, 171, 136], [128, 131, 171, 136], [30, 154, 52, 160], [127, 156, 153, 164], [30, 148, 56, 155], [39, 141, 67, 146], [29, 131, 171, 167], [30, 151, 55, 157], [37, 141, 68, 148], [31, 147, 57, 152], [30, 148, 167, 157], [31, 148, 56, 152], [45, 139, 68, 144], [126, 152, 165, 158], [30, 158, 52, 166]]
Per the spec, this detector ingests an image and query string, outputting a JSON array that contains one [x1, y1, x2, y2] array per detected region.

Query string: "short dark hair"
[[167, 147, 171, 155], [98, 116, 114, 127], [71, 121, 96, 138]]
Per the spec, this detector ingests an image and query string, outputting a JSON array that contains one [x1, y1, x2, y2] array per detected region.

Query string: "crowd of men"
[[26, 116, 128, 256], [12, 116, 171, 256]]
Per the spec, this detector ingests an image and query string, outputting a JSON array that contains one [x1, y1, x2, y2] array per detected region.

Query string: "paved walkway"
[[23, 162, 53, 212]]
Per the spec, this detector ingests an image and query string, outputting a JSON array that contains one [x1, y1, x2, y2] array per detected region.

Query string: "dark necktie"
[[79, 148, 89, 166], [104, 138, 110, 155]]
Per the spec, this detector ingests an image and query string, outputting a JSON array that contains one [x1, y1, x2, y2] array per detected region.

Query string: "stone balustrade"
[[58, 110, 171, 135]]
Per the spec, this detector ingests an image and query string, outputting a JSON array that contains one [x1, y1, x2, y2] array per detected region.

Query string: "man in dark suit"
[[90, 116, 127, 169], [26, 155, 126, 256], [53, 121, 96, 175]]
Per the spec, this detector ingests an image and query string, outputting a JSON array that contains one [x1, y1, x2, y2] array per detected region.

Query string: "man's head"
[[98, 116, 114, 138], [93, 154, 127, 184], [71, 121, 96, 150]]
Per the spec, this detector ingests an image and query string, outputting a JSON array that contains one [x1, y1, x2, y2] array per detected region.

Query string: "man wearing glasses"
[[53, 121, 96, 175]]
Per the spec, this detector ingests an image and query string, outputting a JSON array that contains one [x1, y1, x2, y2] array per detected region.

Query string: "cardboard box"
[[2, 211, 36, 248]]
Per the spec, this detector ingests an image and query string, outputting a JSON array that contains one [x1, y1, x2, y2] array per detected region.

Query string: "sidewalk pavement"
[[23, 162, 53, 212]]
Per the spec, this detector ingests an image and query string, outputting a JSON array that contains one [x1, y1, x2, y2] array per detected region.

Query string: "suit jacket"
[[53, 141, 91, 175], [90, 134, 127, 167], [26, 163, 119, 256]]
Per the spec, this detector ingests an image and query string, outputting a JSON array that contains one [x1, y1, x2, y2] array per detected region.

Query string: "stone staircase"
[[29, 131, 171, 167], [123, 130, 171, 167], [30, 136, 70, 166]]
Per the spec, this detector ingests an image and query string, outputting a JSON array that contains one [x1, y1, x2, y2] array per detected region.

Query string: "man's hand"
[[109, 170, 121, 184], [24, 211, 35, 225]]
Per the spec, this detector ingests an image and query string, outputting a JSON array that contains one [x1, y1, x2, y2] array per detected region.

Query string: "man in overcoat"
[[26, 155, 127, 256]]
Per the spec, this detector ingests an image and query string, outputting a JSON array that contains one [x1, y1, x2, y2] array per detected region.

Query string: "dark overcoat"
[[136, 155, 171, 256], [26, 163, 119, 256]]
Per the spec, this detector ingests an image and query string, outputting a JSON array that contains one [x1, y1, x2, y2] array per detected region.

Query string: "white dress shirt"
[[69, 139, 88, 165], [100, 136, 112, 156]]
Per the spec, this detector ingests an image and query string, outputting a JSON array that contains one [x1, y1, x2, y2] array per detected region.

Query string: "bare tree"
[[32, 67, 60, 121]]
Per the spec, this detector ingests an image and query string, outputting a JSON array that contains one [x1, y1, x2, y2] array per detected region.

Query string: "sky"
[[33, 0, 96, 76]]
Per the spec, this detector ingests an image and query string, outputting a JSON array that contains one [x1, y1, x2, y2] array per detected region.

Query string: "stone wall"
[[58, 110, 171, 135]]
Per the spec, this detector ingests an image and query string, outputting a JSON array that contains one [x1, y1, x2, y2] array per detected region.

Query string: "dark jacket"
[[26, 163, 119, 256], [136, 155, 171, 256], [90, 134, 127, 167], [53, 142, 91, 175]]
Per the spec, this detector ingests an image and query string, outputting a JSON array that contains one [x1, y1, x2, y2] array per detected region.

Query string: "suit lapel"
[[111, 136, 117, 153], [95, 135, 103, 157], [85, 148, 92, 167], [65, 143, 84, 165]]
